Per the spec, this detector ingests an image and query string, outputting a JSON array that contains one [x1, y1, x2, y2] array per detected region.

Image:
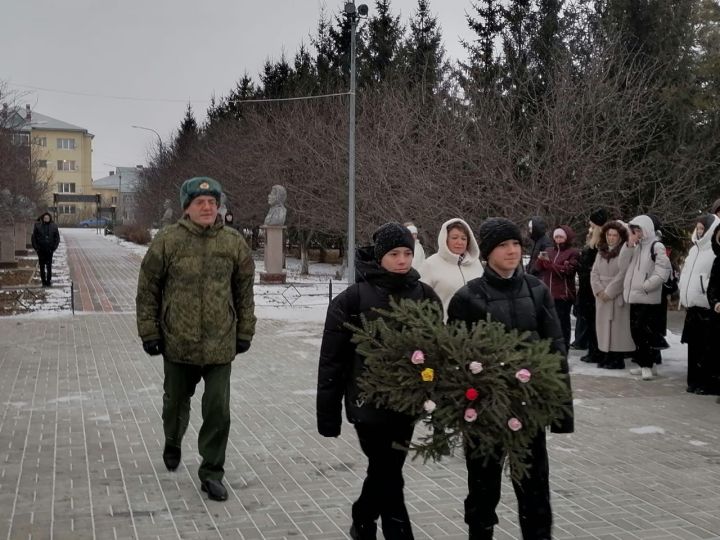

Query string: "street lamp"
[[131, 124, 162, 147], [344, 1, 368, 282]]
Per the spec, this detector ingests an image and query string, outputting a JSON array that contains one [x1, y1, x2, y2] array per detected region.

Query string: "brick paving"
[[0, 229, 719, 539]]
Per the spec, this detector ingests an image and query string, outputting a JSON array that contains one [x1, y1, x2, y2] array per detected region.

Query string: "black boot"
[[349, 521, 377, 540], [162, 443, 181, 471], [603, 352, 626, 370], [469, 525, 493, 540], [580, 354, 596, 363], [382, 517, 414, 540]]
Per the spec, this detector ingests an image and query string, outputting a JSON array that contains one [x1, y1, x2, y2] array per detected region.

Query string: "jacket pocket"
[[699, 273, 707, 294]]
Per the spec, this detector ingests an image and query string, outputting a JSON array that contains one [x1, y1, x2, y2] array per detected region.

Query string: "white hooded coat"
[[412, 240, 426, 269], [678, 216, 720, 309], [619, 215, 671, 305], [419, 218, 484, 316]]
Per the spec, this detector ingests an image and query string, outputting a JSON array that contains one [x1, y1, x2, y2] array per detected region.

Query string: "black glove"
[[142, 339, 164, 356], [235, 340, 251, 354]]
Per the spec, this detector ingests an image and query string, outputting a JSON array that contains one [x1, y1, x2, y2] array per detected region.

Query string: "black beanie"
[[589, 207, 608, 227], [478, 218, 522, 260], [372, 222, 415, 261]]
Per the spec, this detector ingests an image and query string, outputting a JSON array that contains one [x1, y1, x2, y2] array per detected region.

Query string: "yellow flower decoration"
[[421, 368, 435, 382]]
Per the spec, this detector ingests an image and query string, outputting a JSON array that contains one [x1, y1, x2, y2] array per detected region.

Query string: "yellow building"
[[12, 105, 95, 224]]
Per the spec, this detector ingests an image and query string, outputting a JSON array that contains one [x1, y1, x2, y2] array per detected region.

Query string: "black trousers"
[[684, 307, 718, 393], [37, 250, 53, 285], [555, 299, 573, 350], [162, 360, 231, 481], [353, 422, 415, 540], [630, 304, 663, 368], [465, 431, 551, 540]]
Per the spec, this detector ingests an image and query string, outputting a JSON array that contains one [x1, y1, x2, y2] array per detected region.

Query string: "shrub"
[[115, 224, 152, 245]]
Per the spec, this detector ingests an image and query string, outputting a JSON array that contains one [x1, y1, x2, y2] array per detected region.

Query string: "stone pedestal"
[[14, 222, 28, 256], [0, 226, 18, 268], [26, 222, 33, 249], [259, 225, 286, 284]]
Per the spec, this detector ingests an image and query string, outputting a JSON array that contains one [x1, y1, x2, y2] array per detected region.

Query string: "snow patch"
[[689, 440, 709, 447], [629, 426, 666, 435]]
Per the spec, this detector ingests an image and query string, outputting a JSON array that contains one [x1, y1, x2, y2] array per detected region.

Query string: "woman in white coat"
[[619, 215, 671, 380], [419, 218, 483, 317], [591, 221, 635, 369], [678, 214, 720, 394]]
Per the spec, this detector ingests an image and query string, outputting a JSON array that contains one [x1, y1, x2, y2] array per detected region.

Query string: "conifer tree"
[[399, 0, 445, 100], [172, 103, 199, 160], [362, 0, 404, 85]]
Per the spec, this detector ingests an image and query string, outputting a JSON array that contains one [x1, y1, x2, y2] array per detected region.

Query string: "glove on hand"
[[142, 339, 164, 356], [236, 340, 251, 354]]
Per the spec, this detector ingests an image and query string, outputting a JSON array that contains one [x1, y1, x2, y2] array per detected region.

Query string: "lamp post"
[[131, 124, 163, 147], [344, 1, 368, 282]]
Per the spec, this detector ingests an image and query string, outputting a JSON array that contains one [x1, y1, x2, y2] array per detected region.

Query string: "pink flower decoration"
[[423, 400, 436, 413], [507, 417, 523, 431], [464, 408, 478, 422], [515, 369, 531, 383], [411, 350, 425, 365], [469, 361, 484, 374]]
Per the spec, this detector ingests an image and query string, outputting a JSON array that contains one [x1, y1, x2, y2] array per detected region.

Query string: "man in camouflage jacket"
[[136, 176, 256, 502]]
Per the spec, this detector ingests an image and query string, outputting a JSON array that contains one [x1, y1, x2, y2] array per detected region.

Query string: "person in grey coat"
[[591, 221, 635, 369]]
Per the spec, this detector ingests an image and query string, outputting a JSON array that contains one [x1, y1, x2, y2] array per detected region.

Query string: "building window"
[[34, 136, 47, 147], [56, 138, 76, 149], [58, 183, 76, 193], [111, 196, 118, 204], [11, 133, 30, 145], [58, 205, 76, 215], [57, 160, 77, 171], [37, 160, 48, 168]]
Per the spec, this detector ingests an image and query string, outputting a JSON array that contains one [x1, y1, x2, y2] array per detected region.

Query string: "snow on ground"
[[9, 231, 72, 318]]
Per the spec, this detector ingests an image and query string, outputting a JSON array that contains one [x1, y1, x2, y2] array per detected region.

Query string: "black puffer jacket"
[[316, 247, 442, 437], [447, 266, 574, 433], [31, 213, 60, 253], [526, 217, 553, 276], [576, 245, 598, 316], [707, 232, 720, 317]]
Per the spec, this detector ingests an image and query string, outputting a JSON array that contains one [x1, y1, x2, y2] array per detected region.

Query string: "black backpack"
[[650, 241, 678, 296]]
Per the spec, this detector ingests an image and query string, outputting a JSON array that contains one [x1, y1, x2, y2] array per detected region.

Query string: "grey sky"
[[2, 0, 474, 179]]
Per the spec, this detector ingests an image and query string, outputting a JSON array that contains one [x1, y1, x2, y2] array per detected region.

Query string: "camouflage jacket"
[[136, 217, 256, 365]]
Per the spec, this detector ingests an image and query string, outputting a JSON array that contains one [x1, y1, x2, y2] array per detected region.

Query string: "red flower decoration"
[[465, 388, 479, 401]]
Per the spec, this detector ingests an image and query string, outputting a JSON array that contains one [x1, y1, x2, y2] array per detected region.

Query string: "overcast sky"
[[2, 0, 474, 180]]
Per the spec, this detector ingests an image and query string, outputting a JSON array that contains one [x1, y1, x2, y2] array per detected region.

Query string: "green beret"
[[179, 177, 222, 209]]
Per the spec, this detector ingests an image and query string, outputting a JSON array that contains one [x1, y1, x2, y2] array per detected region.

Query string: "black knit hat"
[[589, 207, 608, 227], [372, 222, 415, 261], [478, 218, 522, 259]]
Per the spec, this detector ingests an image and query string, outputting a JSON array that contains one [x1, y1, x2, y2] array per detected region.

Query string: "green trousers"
[[162, 360, 232, 482]]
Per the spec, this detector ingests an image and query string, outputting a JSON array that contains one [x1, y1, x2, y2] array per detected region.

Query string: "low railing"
[[254, 279, 350, 307]]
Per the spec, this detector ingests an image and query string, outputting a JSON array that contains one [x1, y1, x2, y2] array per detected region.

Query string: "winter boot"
[[349, 521, 377, 540], [382, 517, 414, 540], [469, 525, 494, 540], [630, 365, 657, 377], [641, 367, 654, 380]]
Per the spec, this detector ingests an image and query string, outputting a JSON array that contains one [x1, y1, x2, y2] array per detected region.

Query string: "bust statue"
[[264, 184, 287, 226], [160, 199, 174, 228]]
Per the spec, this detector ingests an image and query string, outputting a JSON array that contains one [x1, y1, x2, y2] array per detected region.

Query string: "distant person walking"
[[136, 177, 256, 502], [31, 212, 60, 287]]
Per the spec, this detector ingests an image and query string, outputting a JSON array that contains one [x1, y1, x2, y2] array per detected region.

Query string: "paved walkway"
[[1, 229, 719, 540]]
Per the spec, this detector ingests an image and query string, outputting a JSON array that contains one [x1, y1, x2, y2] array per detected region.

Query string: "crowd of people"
[[317, 202, 720, 540], [130, 175, 719, 539]]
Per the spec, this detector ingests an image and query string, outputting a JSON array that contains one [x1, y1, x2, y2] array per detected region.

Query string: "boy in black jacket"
[[317, 222, 441, 540], [447, 218, 574, 540]]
